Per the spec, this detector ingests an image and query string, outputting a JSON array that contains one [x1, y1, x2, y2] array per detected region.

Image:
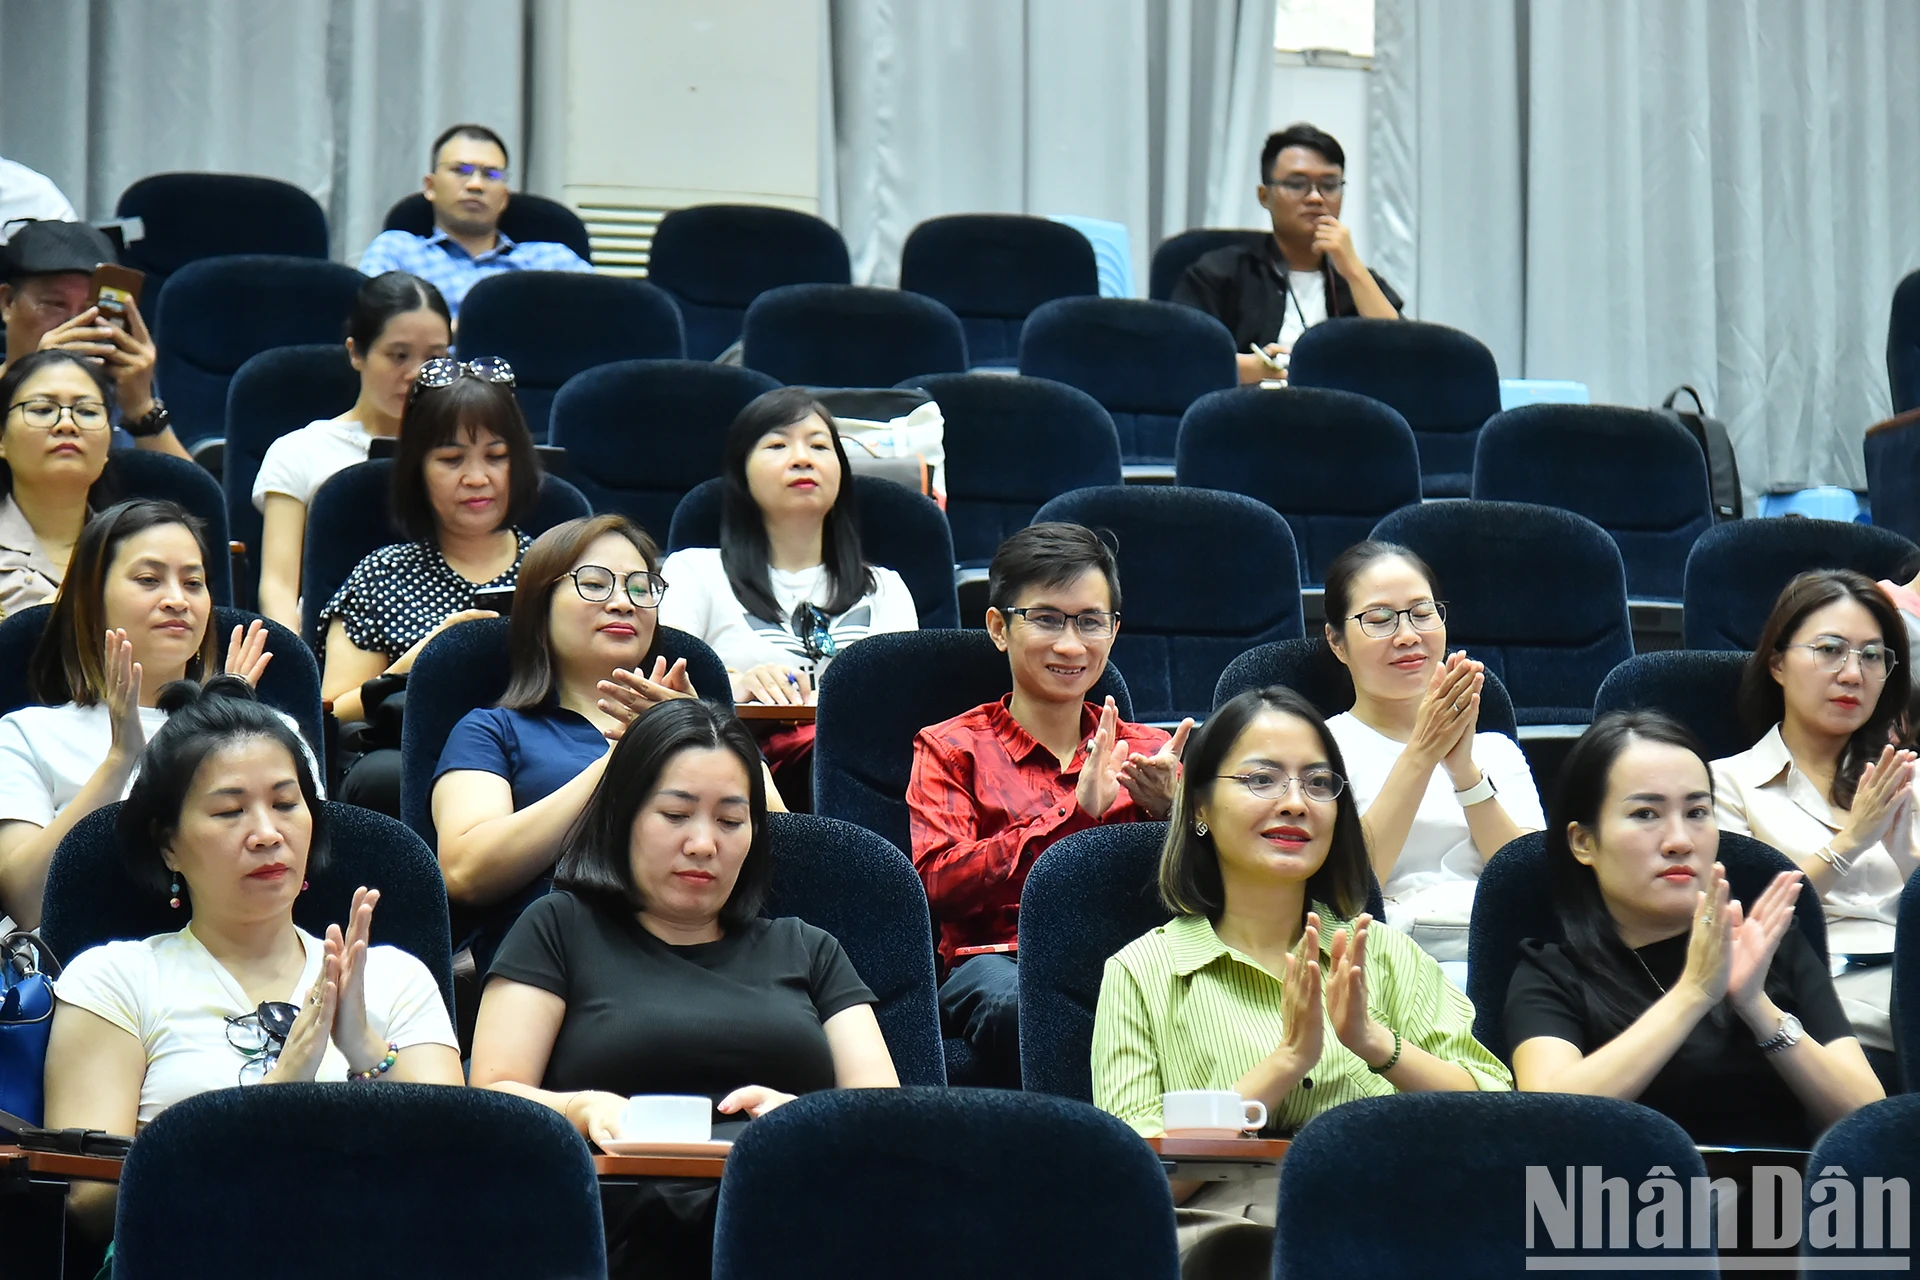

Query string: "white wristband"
[[1453, 771, 1497, 808]]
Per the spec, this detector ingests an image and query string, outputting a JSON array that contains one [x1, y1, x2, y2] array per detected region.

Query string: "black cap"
[[1, 219, 118, 279]]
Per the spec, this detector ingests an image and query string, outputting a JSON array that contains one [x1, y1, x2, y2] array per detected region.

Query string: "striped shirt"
[[1091, 908, 1512, 1136]]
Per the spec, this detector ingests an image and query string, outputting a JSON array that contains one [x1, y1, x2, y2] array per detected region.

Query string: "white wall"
[[1268, 52, 1371, 264]]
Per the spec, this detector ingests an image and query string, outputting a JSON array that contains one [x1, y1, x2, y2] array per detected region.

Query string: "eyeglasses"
[[1001, 607, 1119, 640], [1348, 600, 1447, 640], [1786, 635, 1898, 679], [225, 1000, 299, 1085], [442, 161, 507, 182], [1267, 176, 1346, 198], [411, 356, 516, 399], [791, 603, 838, 663], [568, 565, 667, 609], [7, 398, 111, 432], [1219, 769, 1347, 803]]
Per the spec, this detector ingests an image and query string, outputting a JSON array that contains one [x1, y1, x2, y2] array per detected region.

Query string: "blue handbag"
[[0, 931, 62, 1125]]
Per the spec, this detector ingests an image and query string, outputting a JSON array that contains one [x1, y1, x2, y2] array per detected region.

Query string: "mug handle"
[[1240, 1100, 1267, 1132]]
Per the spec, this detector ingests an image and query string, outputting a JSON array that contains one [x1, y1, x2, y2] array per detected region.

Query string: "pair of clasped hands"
[[1073, 697, 1193, 821]]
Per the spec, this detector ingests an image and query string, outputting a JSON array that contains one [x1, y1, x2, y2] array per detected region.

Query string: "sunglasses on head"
[[411, 356, 516, 400]]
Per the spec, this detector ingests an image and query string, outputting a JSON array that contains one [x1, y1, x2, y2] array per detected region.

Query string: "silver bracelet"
[[1812, 844, 1854, 877]]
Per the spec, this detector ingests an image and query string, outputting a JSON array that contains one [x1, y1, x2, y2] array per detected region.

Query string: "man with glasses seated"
[[1171, 123, 1403, 384], [908, 523, 1192, 1086], [357, 123, 591, 318]]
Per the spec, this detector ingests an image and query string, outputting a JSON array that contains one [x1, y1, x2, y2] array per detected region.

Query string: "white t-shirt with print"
[[252, 418, 380, 512], [657, 546, 918, 683], [56, 924, 455, 1124]]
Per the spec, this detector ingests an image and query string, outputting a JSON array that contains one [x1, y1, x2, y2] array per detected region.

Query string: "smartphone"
[[952, 943, 1018, 958], [88, 263, 145, 329], [472, 585, 517, 615]]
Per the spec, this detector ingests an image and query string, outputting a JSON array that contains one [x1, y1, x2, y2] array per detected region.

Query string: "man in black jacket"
[[1172, 123, 1403, 383]]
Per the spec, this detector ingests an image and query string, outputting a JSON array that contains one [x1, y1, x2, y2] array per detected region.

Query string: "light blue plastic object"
[[1049, 215, 1134, 298], [1498, 379, 1591, 410], [1757, 487, 1866, 522]]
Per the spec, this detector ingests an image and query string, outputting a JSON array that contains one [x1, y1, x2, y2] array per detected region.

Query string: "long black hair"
[[346, 271, 449, 354], [718, 386, 873, 622]]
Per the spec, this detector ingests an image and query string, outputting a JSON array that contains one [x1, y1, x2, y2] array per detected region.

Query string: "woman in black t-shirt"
[[1506, 711, 1881, 1148]]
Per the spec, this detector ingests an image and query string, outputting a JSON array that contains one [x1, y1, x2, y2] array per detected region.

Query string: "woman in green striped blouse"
[[1092, 686, 1511, 1270]]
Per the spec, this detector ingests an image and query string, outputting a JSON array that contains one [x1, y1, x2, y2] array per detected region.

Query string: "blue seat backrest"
[[742, 284, 969, 389], [1681, 518, 1919, 650], [1865, 412, 1920, 545], [1149, 228, 1265, 301], [1891, 269, 1920, 415], [647, 205, 851, 361], [116, 172, 330, 299], [1591, 650, 1750, 762], [900, 215, 1099, 367]]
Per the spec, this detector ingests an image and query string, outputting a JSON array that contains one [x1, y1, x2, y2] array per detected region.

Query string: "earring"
[[168, 876, 182, 909], [300, 880, 309, 892], [1195, 821, 1209, 837]]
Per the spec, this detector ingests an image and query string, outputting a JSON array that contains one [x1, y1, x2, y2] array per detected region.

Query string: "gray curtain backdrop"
[[0, 0, 525, 263], [827, 0, 1276, 290], [1372, 0, 1920, 501]]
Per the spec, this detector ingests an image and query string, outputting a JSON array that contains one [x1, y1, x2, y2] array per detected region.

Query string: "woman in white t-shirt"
[[1322, 540, 1544, 967], [0, 500, 282, 931], [43, 678, 461, 1235], [659, 387, 918, 708], [252, 272, 451, 632]]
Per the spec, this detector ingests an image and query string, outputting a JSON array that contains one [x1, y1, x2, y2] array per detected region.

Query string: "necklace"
[[1630, 947, 1667, 995]]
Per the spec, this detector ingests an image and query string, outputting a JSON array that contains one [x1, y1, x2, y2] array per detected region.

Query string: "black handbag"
[[1662, 385, 1743, 521]]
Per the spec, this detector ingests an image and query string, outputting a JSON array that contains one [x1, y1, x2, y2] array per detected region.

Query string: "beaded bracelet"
[[1369, 1028, 1404, 1075], [348, 1043, 399, 1082]]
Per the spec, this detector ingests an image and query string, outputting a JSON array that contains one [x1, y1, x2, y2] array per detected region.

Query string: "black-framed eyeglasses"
[[225, 1000, 298, 1085], [1001, 607, 1119, 640], [7, 399, 112, 432], [791, 603, 838, 663], [1786, 635, 1898, 679], [442, 161, 507, 182], [1266, 176, 1345, 198], [1348, 600, 1447, 640], [1219, 769, 1346, 803], [411, 356, 516, 399], [567, 565, 667, 609]]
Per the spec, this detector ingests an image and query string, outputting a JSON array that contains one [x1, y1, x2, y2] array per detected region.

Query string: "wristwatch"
[[1756, 1011, 1803, 1054], [123, 398, 171, 438], [1453, 771, 1498, 808]]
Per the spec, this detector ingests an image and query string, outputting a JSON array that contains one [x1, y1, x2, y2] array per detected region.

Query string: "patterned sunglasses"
[[410, 356, 516, 400]]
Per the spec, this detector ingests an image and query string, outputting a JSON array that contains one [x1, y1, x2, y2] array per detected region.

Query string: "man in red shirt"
[[908, 523, 1191, 1085]]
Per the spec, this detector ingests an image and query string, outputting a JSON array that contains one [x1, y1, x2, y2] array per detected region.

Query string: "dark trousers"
[[939, 952, 1021, 1087]]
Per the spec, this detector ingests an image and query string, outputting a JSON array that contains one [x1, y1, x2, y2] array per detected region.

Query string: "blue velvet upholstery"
[[222, 344, 359, 607], [1031, 485, 1303, 723], [763, 813, 945, 1086], [1148, 228, 1264, 301], [382, 190, 592, 262], [1176, 385, 1422, 584], [1473, 404, 1712, 601], [648, 205, 852, 361], [548, 360, 778, 540], [1681, 518, 1919, 650], [1892, 269, 1920, 414], [115, 172, 330, 301], [712, 1087, 1180, 1280], [1276, 1093, 1709, 1276], [900, 215, 1100, 367], [906, 372, 1122, 568], [743, 284, 968, 388], [1290, 317, 1502, 497], [456, 272, 686, 440], [1801, 1096, 1920, 1256], [1468, 830, 1824, 1063], [1215, 636, 1519, 741], [41, 801, 453, 1015], [99, 449, 234, 605], [153, 256, 365, 445], [1372, 501, 1632, 724], [0, 605, 322, 766], [1592, 650, 1750, 763], [812, 628, 1133, 853], [113, 1083, 602, 1280], [399, 615, 728, 845], [1895, 875, 1920, 1091], [667, 475, 960, 629], [300, 462, 591, 648], [1018, 297, 1236, 465], [1865, 412, 1920, 545]]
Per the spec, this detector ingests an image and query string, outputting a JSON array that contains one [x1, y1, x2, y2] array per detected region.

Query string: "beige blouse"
[[1712, 724, 1914, 955], [0, 492, 62, 621]]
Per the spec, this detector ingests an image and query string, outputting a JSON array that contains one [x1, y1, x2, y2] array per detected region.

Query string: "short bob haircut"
[[552, 698, 770, 928], [119, 676, 329, 902], [29, 499, 219, 706], [719, 386, 872, 621], [0, 349, 118, 500], [389, 373, 541, 544], [1738, 569, 1910, 811], [500, 514, 664, 710], [1160, 685, 1371, 924], [1321, 538, 1442, 655], [985, 521, 1122, 616]]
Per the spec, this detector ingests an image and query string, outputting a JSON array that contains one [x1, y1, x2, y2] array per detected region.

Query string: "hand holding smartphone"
[[88, 264, 145, 331]]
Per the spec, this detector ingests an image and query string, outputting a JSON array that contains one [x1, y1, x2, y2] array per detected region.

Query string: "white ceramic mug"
[[619, 1095, 712, 1143], [1161, 1090, 1267, 1138]]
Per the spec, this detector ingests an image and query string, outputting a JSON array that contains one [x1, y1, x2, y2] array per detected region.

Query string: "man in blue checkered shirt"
[[358, 123, 592, 318]]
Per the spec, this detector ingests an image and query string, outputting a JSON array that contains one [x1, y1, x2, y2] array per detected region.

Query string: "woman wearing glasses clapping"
[[1321, 541, 1544, 972], [44, 677, 460, 1234], [0, 350, 117, 618], [1711, 570, 1917, 1072]]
